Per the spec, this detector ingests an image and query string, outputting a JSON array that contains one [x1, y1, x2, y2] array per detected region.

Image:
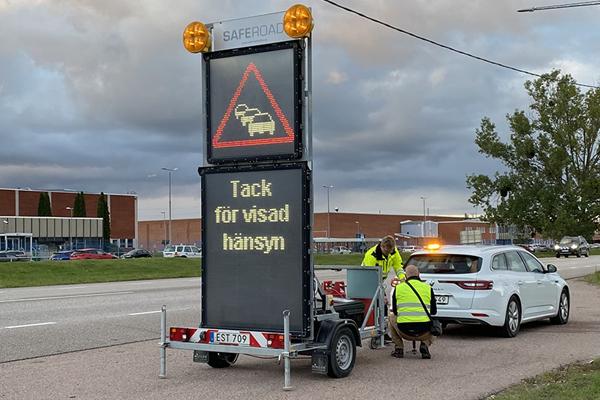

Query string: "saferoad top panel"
[[210, 11, 292, 52]]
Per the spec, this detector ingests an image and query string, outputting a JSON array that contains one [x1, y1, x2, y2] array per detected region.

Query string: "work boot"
[[420, 342, 431, 359], [391, 348, 404, 358]]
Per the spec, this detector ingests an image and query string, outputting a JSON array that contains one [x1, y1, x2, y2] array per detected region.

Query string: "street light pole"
[[420, 197, 427, 240], [161, 211, 167, 248], [66, 207, 74, 250], [356, 221, 360, 235], [161, 167, 178, 246], [322, 185, 333, 239]]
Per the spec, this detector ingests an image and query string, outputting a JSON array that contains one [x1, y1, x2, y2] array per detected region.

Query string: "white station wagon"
[[163, 244, 202, 258], [405, 245, 570, 337]]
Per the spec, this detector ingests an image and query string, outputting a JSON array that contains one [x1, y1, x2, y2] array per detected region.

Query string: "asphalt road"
[[1, 257, 599, 399]]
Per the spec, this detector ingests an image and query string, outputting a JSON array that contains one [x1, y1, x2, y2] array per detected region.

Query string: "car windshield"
[[408, 254, 482, 274], [559, 237, 577, 244], [164, 246, 175, 252]]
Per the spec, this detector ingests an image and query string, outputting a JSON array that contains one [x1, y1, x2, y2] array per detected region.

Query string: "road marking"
[[0, 291, 134, 304], [128, 310, 162, 316], [3, 322, 56, 329], [57, 286, 86, 290]]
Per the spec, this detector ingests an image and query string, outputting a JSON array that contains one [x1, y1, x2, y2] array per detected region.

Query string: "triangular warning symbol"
[[213, 62, 295, 148]]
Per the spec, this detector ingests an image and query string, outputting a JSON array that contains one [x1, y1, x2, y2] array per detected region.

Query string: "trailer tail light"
[[266, 334, 286, 349], [170, 327, 198, 342], [439, 280, 494, 290]]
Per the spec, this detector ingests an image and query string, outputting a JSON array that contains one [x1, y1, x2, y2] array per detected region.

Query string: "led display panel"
[[205, 41, 302, 163], [200, 163, 310, 335]]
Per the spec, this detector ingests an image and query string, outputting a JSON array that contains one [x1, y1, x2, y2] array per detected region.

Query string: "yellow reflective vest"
[[361, 244, 405, 282], [396, 279, 432, 324]]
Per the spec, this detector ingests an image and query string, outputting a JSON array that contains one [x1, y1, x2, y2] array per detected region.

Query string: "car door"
[[504, 251, 538, 319], [519, 251, 558, 316]]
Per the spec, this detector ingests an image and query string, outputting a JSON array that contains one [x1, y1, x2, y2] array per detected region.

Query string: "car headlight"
[[554, 245, 560, 250], [571, 244, 578, 249]]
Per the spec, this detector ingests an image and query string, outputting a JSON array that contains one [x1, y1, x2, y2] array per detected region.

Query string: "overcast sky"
[[1, 0, 599, 221]]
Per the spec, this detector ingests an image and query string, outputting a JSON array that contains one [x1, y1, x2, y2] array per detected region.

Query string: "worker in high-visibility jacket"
[[361, 235, 405, 282], [362, 235, 405, 344], [389, 265, 438, 359]]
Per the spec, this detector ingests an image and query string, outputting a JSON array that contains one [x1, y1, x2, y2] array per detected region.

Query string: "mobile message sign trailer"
[[159, 6, 389, 388]]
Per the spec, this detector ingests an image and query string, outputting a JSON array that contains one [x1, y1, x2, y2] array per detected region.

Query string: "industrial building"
[[0, 188, 137, 254]]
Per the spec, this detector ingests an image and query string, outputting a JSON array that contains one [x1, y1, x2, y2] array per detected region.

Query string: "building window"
[[478, 227, 486, 233], [465, 227, 473, 231], [490, 226, 496, 234]]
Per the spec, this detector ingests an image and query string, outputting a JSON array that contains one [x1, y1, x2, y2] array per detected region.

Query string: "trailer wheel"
[[327, 327, 356, 378], [207, 352, 238, 368]]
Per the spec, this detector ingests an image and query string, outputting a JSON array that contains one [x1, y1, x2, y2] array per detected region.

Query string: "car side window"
[[491, 254, 508, 270], [505, 251, 528, 272], [519, 252, 544, 273]]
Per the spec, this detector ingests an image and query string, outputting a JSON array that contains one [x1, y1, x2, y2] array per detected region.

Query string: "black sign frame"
[[204, 41, 303, 164], [199, 162, 312, 336]]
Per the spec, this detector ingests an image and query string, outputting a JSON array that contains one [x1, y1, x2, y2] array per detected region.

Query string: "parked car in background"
[[529, 244, 551, 252], [122, 249, 152, 259], [70, 249, 118, 260], [406, 245, 570, 337], [402, 245, 421, 253], [330, 246, 351, 254], [163, 245, 202, 258], [516, 244, 532, 252], [1, 250, 29, 260], [0, 252, 26, 262], [554, 236, 590, 258], [50, 250, 76, 261]]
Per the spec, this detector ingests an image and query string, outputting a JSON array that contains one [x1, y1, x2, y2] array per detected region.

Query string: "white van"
[[163, 244, 202, 258]]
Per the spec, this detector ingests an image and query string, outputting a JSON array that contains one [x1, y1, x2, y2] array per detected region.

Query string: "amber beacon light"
[[183, 21, 212, 53], [283, 4, 314, 38]]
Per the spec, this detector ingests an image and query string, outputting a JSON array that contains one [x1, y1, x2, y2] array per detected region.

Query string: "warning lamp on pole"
[[183, 21, 212, 53], [283, 4, 314, 38]]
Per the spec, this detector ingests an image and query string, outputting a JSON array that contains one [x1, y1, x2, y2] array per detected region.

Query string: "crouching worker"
[[389, 265, 438, 359]]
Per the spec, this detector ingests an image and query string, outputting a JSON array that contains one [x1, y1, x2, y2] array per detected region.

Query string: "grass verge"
[[484, 358, 600, 399], [0, 257, 202, 288]]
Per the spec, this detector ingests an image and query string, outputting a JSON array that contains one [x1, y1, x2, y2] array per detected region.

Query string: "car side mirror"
[[546, 264, 557, 273]]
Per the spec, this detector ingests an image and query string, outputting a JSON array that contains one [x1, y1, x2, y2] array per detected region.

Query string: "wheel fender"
[[314, 319, 361, 353]]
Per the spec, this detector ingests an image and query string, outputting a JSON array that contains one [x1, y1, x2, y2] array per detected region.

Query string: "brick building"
[[0, 188, 137, 250]]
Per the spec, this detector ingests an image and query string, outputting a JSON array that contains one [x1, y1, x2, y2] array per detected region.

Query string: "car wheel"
[[500, 296, 521, 338], [550, 289, 570, 325], [585, 249, 589, 257], [207, 352, 238, 368], [556, 254, 560, 258], [327, 327, 356, 378], [576, 250, 581, 258], [564, 254, 568, 258]]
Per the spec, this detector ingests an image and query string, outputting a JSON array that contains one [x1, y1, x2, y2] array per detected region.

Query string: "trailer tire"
[[207, 352, 238, 368], [327, 327, 356, 378]]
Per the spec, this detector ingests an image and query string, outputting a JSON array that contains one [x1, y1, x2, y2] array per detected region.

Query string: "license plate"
[[435, 295, 449, 305], [209, 331, 250, 346]]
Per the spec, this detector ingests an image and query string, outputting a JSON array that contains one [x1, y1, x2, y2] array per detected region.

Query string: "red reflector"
[[439, 280, 494, 290], [471, 313, 489, 317]]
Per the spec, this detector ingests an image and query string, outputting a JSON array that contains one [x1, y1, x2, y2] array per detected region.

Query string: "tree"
[[37, 192, 52, 216], [73, 192, 86, 217], [466, 70, 600, 240], [97, 192, 111, 241]]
